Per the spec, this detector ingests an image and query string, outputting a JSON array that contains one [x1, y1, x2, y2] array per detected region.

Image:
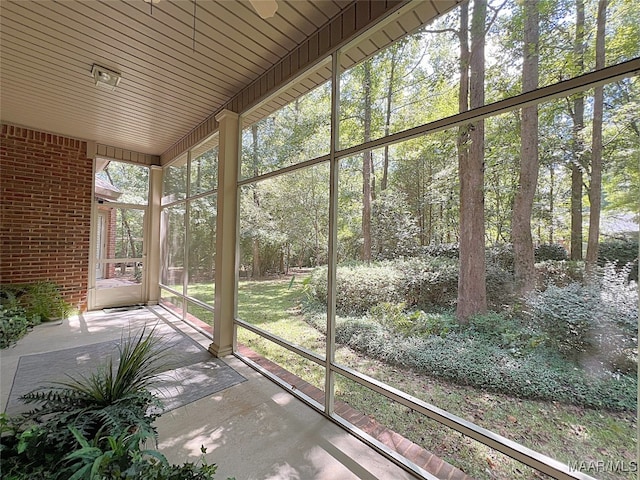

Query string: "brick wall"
[[0, 124, 92, 311]]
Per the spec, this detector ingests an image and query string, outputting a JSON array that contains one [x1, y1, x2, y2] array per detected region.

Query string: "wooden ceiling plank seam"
[[118, 1, 263, 82], [299, 39, 310, 69], [5, 4, 239, 100], [45, 1, 246, 92], [234, 2, 308, 45], [318, 24, 331, 53], [172, 0, 286, 69], [69, 0, 260, 86], [0, 38, 218, 116], [355, 1, 372, 31], [0, 107, 164, 150], [0, 82, 191, 139], [209, 1, 292, 57], [162, 1, 411, 162], [0, 28, 231, 110], [341, 3, 357, 39], [0, 10, 232, 102], [0, 56, 212, 126], [274, 1, 320, 34]]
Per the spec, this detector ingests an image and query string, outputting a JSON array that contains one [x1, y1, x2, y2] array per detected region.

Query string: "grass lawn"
[[191, 275, 636, 480]]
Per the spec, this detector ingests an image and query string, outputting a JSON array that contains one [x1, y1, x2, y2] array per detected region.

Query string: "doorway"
[[90, 159, 149, 309]]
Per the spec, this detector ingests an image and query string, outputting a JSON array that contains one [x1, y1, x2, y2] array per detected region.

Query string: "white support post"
[[146, 165, 163, 305], [209, 109, 240, 357]]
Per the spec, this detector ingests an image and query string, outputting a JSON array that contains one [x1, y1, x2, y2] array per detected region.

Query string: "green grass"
[[185, 276, 637, 480]]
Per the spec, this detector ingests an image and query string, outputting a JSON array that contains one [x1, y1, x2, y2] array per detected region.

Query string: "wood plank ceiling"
[[0, 0, 353, 155], [1, 0, 459, 158]]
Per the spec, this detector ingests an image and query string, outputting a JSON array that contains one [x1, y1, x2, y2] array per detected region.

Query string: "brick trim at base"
[[236, 344, 475, 480]]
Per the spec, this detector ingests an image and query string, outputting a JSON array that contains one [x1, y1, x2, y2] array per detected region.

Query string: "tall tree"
[[512, 0, 540, 296], [570, 0, 585, 260], [362, 60, 373, 263], [251, 124, 262, 278], [457, 0, 488, 322], [586, 0, 607, 272]]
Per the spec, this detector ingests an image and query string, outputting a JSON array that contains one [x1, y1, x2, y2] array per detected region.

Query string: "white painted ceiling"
[[0, 0, 354, 155]]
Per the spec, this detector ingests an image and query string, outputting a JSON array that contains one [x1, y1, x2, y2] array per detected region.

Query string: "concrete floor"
[[1, 306, 417, 480]]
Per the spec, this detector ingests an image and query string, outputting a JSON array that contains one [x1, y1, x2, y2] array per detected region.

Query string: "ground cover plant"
[[232, 259, 637, 480], [0, 326, 231, 480], [0, 282, 72, 348]]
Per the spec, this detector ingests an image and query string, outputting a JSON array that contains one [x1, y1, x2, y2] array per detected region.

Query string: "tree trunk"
[[512, 0, 540, 297], [570, 0, 585, 261], [362, 60, 373, 263], [251, 124, 262, 278], [586, 0, 607, 273], [457, 0, 487, 322], [382, 47, 398, 192]]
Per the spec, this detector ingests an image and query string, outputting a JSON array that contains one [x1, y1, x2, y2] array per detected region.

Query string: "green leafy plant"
[[0, 327, 230, 480], [0, 304, 41, 349], [0, 282, 72, 321]]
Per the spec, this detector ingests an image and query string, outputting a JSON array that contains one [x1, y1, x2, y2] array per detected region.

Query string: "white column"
[[209, 109, 240, 357], [146, 165, 163, 305]]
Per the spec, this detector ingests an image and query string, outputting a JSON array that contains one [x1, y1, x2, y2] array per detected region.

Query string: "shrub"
[[467, 312, 543, 355], [421, 243, 459, 259], [0, 327, 229, 480], [534, 243, 568, 261], [306, 256, 515, 314], [397, 256, 459, 310], [598, 236, 639, 281], [526, 283, 599, 358], [0, 304, 41, 349], [330, 315, 636, 411], [368, 303, 457, 338], [527, 264, 637, 374], [534, 260, 585, 290], [486, 243, 514, 272], [0, 282, 71, 321]]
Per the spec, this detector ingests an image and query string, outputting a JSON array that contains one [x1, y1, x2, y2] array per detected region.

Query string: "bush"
[[534, 260, 585, 290], [598, 236, 639, 281], [0, 282, 71, 321], [0, 304, 41, 349], [0, 327, 230, 480], [534, 243, 568, 261], [397, 256, 459, 310], [527, 264, 638, 374], [328, 315, 636, 411], [421, 243, 459, 259], [369, 303, 458, 338], [486, 243, 514, 271], [526, 283, 598, 358], [306, 256, 515, 314]]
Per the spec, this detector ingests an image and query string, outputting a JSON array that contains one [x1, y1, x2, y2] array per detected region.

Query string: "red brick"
[[1, 124, 91, 310]]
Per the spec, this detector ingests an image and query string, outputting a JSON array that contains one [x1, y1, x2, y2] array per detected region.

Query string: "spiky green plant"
[[19, 325, 172, 452]]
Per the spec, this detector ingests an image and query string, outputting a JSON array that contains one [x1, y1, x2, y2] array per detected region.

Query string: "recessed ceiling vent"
[[91, 64, 121, 91]]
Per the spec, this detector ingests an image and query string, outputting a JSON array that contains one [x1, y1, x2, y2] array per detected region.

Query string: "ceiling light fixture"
[[249, 0, 278, 18], [91, 64, 121, 91]]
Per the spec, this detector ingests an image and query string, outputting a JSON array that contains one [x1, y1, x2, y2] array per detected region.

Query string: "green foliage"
[[598, 236, 639, 281], [370, 302, 458, 338], [20, 325, 170, 444], [534, 243, 568, 261], [307, 256, 515, 314], [527, 283, 598, 357], [371, 190, 419, 260], [329, 314, 636, 412], [0, 328, 228, 480], [527, 264, 638, 373], [534, 260, 586, 289], [0, 282, 71, 321], [0, 304, 41, 349]]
